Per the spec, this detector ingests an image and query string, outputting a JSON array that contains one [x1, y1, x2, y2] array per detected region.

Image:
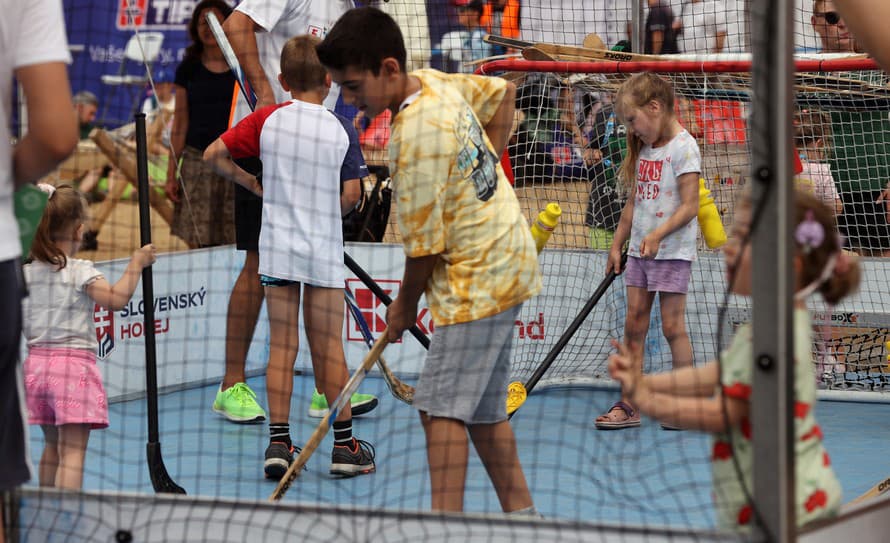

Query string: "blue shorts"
[[624, 256, 692, 294], [412, 304, 522, 424]]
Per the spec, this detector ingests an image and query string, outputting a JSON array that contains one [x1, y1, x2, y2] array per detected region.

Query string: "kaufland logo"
[[94, 304, 115, 360], [345, 279, 435, 344], [344, 278, 545, 342], [117, 0, 195, 30]]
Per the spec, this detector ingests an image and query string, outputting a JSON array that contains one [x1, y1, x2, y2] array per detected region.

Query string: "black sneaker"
[[330, 438, 376, 477], [264, 441, 297, 480]]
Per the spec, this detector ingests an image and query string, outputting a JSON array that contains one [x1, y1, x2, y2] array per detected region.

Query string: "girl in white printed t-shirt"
[[595, 72, 702, 430]]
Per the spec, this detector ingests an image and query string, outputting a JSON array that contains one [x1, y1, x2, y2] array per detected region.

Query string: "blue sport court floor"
[[26, 374, 890, 529]]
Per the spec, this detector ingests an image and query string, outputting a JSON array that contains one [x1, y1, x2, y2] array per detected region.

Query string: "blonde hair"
[[280, 35, 328, 92], [30, 184, 87, 270], [615, 73, 677, 194]]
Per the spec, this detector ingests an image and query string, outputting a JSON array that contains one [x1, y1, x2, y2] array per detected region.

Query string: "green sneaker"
[[308, 389, 379, 418], [212, 382, 267, 423]]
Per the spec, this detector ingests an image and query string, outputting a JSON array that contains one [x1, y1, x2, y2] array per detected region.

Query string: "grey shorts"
[[413, 304, 522, 424]]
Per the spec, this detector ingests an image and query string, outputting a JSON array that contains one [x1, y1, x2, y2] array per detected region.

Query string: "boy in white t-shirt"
[[204, 35, 374, 480]]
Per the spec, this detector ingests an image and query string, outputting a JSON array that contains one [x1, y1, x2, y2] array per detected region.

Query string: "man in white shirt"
[[214, 0, 378, 424], [677, 0, 727, 53], [520, 0, 632, 48], [0, 0, 78, 539]]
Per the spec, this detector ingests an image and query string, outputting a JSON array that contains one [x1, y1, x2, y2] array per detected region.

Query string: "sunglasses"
[[815, 11, 841, 25]]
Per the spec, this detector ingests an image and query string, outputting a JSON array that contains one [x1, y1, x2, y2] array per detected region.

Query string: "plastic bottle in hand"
[[530, 202, 562, 253], [698, 178, 727, 249]]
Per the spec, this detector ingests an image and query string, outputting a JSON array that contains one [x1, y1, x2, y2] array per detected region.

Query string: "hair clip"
[[36, 183, 56, 199], [794, 209, 824, 253]]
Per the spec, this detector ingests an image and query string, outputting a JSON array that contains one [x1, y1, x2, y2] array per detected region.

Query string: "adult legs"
[[222, 250, 263, 389]]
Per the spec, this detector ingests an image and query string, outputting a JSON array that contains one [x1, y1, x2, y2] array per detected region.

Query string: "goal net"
[[474, 54, 890, 397]]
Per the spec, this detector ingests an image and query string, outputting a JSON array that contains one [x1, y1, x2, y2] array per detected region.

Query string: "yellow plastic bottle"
[[698, 178, 727, 249], [530, 202, 562, 253]]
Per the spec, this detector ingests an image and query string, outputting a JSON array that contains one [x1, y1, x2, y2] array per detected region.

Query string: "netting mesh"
[[468, 56, 890, 394], [8, 1, 890, 541]]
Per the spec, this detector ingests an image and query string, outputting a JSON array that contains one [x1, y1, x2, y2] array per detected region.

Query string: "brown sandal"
[[594, 401, 641, 430]]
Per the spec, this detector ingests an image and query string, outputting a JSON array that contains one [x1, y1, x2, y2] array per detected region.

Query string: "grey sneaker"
[[264, 442, 297, 480], [330, 438, 376, 477]]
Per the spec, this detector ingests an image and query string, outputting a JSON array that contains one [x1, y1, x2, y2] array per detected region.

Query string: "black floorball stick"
[[135, 114, 185, 494], [343, 252, 431, 350], [507, 251, 628, 418]]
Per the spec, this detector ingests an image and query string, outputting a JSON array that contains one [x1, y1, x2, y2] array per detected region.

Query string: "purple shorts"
[[24, 347, 109, 429], [624, 256, 692, 294]]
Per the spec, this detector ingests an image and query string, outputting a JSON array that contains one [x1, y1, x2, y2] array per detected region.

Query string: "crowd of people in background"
[[4, 1, 890, 536], [62, 1, 888, 260]]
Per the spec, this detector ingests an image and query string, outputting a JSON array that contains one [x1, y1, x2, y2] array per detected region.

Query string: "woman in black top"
[[165, 0, 238, 248]]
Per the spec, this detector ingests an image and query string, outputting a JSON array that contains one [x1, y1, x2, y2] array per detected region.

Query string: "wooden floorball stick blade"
[[521, 47, 555, 62], [505, 381, 528, 415], [342, 287, 414, 405], [377, 356, 415, 404], [847, 475, 890, 506], [583, 33, 605, 51]]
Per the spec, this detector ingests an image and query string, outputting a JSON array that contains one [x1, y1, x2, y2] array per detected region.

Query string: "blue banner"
[[63, 0, 194, 128]]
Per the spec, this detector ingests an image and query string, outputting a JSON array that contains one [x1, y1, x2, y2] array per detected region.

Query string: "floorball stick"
[[847, 475, 890, 506], [344, 285, 415, 404], [583, 33, 605, 50], [269, 333, 389, 501], [507, 251, 627, 418], [136, 114, 185, 494], [485, 34, 664, 63], [206, 11, 256, 110]]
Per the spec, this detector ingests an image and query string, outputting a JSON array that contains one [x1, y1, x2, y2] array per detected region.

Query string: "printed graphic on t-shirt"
[[637, 158, 664, 200], [456, 106, 498, 201], [551, 145, 575, 165]]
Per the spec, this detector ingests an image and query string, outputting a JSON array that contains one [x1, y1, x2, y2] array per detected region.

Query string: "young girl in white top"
[[609, 190, 857, 530], [595, 72, 701, 429], [22, 184, 155, 489]]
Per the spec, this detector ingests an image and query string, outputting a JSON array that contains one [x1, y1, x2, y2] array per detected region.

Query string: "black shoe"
[[264, 441, 298, 480], [81, 230, 98, 251], [330, 438, 376, 477]]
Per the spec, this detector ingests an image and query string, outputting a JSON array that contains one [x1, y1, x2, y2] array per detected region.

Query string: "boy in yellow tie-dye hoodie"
[[319, 7, 542, 515]]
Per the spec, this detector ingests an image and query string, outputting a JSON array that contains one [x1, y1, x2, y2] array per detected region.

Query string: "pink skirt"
[[24, 347, 109, 429]]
